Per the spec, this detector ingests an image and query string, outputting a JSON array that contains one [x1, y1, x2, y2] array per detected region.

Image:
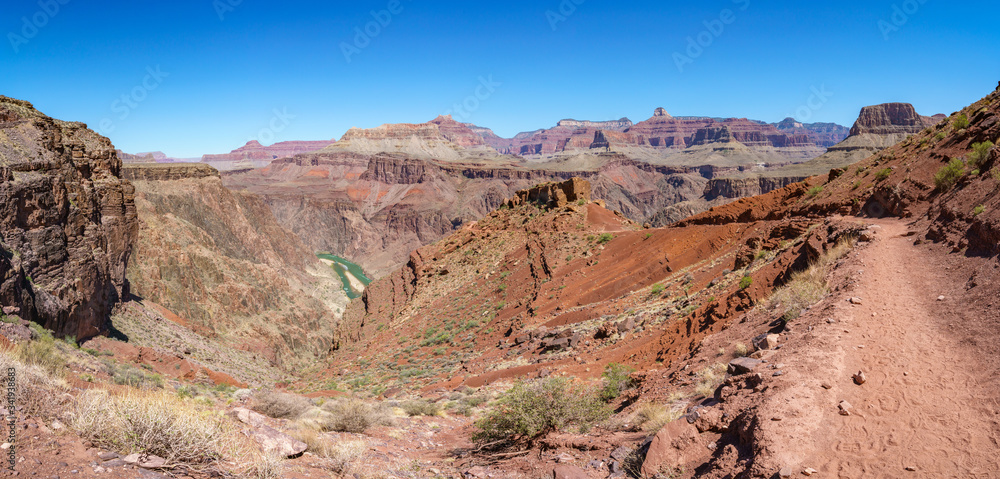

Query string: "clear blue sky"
[[2, 0, 998, 157]]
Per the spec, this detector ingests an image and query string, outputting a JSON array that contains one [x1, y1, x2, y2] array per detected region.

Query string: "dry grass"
[[73, 389, 239, 465], [288, 424, 368, 473], [0, 349, 70, 417], [634, 402, 685, 433], [250, 390, 312, 419], [768, 237, 857, 323], [240, 451, 284, 479], [401, 399, 441, 417], [694, 363, 727, 398]]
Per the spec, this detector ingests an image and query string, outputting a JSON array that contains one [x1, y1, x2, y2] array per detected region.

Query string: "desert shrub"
[[401, 399, 441, 417], [597, 233, 614, 244], [806, 186, 823, 198], [473, 377, 611, 446], [0, 350, 70, 416], [739, 276, 753, 290], [287, 424, 367, 472], [954, 113, 969, 130], [73, 389, 237, 465], [733, 343, 750, 358], [650, 283, 665, 295], [935, 132, 947, 141], [875, 168, 892, 181], [969, 141, 994, 170], [319, 397, 394, 433], [973, 205, 985, 216], [934, 158, 966, 191], [251, 390, 312, 419], [241, 452, 284, 479], [634, 402, 684, 433], [600, 363, 637, 401], [111, 364, 163, 389]]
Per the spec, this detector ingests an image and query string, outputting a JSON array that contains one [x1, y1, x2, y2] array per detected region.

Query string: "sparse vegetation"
[[73, 389, 237, 465], [875, 168, 893, 181], [316, 397, 395, 433], [600, 363, 637, 401], [806, 185, 824, 198], [251, 390, 312, 419], [634, 402, 684, 433], [401, 399, 441, 417], [0, 349, 69, 416], [650, 283, 665, 295], [973, 205, 985, 216], [733, 343, 750, 358], [597, 233, 614, 244], [739, 276, 753, 290], [109, 363, 163, 389], [934, 158, 966, 191], [694, 364, 726, 397], [473, 377, 611, 447], [15, 324, 65, 375], [768, 236, 857, 324], [935, 132, 947, 141]]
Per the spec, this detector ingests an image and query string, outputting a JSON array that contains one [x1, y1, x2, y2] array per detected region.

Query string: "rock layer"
[[0, 96, 138, 340]]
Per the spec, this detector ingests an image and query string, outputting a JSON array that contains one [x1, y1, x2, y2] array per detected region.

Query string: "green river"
[[317, 253, 372, 299]]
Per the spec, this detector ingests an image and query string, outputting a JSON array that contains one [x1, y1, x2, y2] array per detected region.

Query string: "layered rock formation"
[[223, 152, 715, 276], [764, 103, 945, 177], [125, 162, 348, 365], [0, 96, 138, 340], [557, 118, 633, 131], [202, 139, 335, 170], [773, 118, 850, 148]]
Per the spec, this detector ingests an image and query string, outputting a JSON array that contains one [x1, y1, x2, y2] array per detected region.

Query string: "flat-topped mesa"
[[428, 115, 488, 147], [850, 103, 936, 136], [202, 139, 335, 163], [505, 177, 591, 209], [122, 162, 221, 181]]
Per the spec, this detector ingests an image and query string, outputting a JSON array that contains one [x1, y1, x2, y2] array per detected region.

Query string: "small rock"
[[101, 459, 126, 468], [773, 371, 784, 377], [556, 452, 574, 463], [465, 466, 487, 478], [821, 383, 833, 390], [803, 467, 818, 476], [93, 467, 105, 474], [779, 466, 795, 478], [552, 464, 588, 479], [838, 401, 853, 416], [51, 420, 64, 430], [905, 465, 918, 471], [849, 297, 863, 305], [853, 371, 867, 385], [0, 443, 9, 450], [97, 452, 119, 461]]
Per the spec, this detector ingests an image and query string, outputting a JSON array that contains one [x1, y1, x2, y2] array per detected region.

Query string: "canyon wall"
[[0, 96, 138, 340]]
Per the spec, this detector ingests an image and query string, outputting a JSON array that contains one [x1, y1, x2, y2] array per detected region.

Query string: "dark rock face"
[[0, 96, 138, 340]]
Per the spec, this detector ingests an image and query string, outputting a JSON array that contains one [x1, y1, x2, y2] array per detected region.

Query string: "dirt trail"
[[760, 219, 1000, 478]]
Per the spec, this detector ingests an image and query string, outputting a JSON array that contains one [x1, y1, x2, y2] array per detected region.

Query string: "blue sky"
[[2, 0, 998, 157]]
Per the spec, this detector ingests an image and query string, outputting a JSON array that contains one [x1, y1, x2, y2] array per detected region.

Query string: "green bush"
[[650, 283, 665, 295], [934, 158, 966, 191], [935, 132, 947, 141], [473, 378, 611, 446], [954, 113, 969, 130], [600, 363, 637, 401], [875, 168, 893, 181], [597, 233, 614, 244], [806, 186, 823, 198], [401, 399, 441, 417], [739, 276, 753, 290], [973, 205, 985, 216], [969, 141, 994, 170]]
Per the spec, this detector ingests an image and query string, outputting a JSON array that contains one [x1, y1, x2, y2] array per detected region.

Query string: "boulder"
[[640, 420, 709, 477], [229, 407, 269, 428], [727, 357, 762, 375], [245, 425, 308, 458], [552, 464, 588, 479]]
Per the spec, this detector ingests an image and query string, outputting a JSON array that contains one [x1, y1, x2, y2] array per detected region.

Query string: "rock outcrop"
[[504, 178, 591, 209], [0, 96, 138, 340], [556, 118, 633, 131], [850, 103, 935, 136], [202, 139, 335, 168]]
